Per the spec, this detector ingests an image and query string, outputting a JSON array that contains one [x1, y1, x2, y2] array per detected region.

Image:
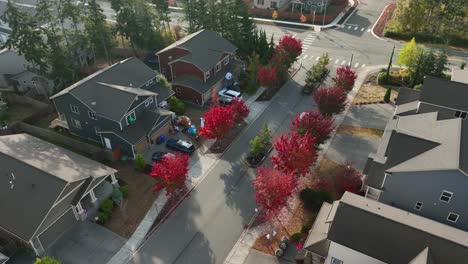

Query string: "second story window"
[[447, 212, 459, 223], [70, 105, 80, 114], [216, 62, 221, 72], [126, 111, 136, 125], [414, 201, 423, 211], [145, 97, 154, 107], [257, 0, 264, 5], [205, 71, 210, 80], [88, 111, 97, 120], [455, 111, 467, 119], [223, 56, 230, 66], [71, 118, 81, 129], [440, 190, 453, 203]]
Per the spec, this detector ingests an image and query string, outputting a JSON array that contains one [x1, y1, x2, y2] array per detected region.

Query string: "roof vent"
[[91, 102, 96, 106]]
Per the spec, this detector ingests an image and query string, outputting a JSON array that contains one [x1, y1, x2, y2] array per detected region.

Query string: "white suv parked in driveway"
[[218, 88, 242, 104]]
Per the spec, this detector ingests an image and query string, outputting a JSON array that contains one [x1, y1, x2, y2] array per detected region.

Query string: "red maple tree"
[[291, 110, 335, 146], [335, 66, 358, 92], [335, 162, 364, 194], [271, 131, 318, 176], [252, 166, 296, 218], [257, 65, 279, 89], [150, 153, 190, 194], [199, 105, 236, 139], [276, 35, 302, 64], [230, 98, 249, 122], [313, 86, 348, 116]]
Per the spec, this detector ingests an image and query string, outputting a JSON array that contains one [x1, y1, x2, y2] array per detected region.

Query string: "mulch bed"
[[208, 121, 248, 154], [373, 2, 396, 37], [245, 143, 273, 168]]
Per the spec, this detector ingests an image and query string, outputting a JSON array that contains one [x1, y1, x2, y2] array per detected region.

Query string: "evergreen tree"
[[85, 0, 114, 64], [257, 30, 269, 64], [433, 49, 448, 78]]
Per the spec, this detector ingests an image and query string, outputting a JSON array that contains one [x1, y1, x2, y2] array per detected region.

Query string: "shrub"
[[168, 96, 186, 115], [377, 72, 388, 85], [299, 188, 332, 210], [290, 232, 304, 242], [313, 86, 348, 116], [249, 136, 264, 157], [120, 185, 129, 198], [383, 88, 391, 103], [34, 256, 61, 264], [99, 211, 110, 224], [99, 199, 114, 214], [135, 154, 146, 171], [414, 84, 423, 90], [301, 224, 312, 234], [461, 62, 466, 70], [335, 66, 358, 92]]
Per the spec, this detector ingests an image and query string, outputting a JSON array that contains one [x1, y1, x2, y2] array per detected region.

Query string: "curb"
[[371, 3, 391, 42]]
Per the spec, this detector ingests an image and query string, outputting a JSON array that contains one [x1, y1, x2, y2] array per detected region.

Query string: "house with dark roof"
[[0, 134, 118, 257], [298, 192, 468, 264], [156, 29, 242, 105], [363, 77, 468, 231], [50, 57, 175, 159]]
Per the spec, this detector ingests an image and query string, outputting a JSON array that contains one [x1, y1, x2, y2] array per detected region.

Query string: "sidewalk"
[[223, 65, 386, 264], [106, 87, 273, 264]]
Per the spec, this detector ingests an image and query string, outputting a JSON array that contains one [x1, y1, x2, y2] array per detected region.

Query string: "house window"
[[270, 1, 277, 8], [95, 126, 101, 135], [126, 111, 136, 125], [145, 97, 154, 107], [88, 111, 97, 120], [447, 212, 459, 223], [256, 0, 264, 5], [70, 105, 80, 114], [331, 258, 343, 264], [223, 56, 230, 66], [216, 62, 221, 72], [205, 71, 210, 80], [71, 118, 81, 129], [440, 190, 453, 203], [414, 201, 423, 211], [455, 111, 467, 119]]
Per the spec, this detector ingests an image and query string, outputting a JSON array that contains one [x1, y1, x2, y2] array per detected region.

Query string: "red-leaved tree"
[[291, 110, 335, 146], [199, 105, 236, 139], [230, 98, 249, 122], [276, 35, 302, 66], [335, 66, 358, 92], [252, 166, 296, 219], [313, 86, 348, 116], [335, 162, 364, 194], [257, 66, 279, 89], [150, 153, 190, 194], [271, 131, 318, 176]]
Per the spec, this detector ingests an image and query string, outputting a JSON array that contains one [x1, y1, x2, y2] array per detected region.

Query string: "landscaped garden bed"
[[301, 53, 330, 95], [245, 124, 273, 168]]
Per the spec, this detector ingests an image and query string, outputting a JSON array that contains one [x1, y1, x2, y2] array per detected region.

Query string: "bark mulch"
[[208, 121, 248, 154], [336, 125, 384, 139]]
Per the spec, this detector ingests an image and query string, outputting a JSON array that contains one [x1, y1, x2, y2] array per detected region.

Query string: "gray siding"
[[100, 132, 134, 158], [53, 93, 120, 143], [123, 95, 157, 127], [380, 170, 468, 231], [418, 103, 459, 120], [37, 209, 75, 249]]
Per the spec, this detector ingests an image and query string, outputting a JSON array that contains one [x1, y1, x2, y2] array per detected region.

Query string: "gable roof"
[[156, 29, 237, 72], [395, 87, 421, 106], [419, 76, 468, 112], [50, 57, 158, 121], [327, 192, 468, 264], [0, 134, 116, 182]]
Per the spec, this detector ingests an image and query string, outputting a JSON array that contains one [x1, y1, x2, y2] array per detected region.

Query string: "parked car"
[[151, 151, 174, 162], [218, 88, 242, 105], [166, 138, 195, 154]]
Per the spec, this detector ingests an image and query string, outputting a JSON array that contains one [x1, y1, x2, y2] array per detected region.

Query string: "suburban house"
[[363, 77, 468, 231], [0, 134, 118, 257], [451, 68, 468, 84], [0, 49, 53, 96], [253, 0, 290, 9], [0, 0, 37, 44], [156, 29, 242, 105], [50, 57, 175, 159], [297, 192, 468, 264]]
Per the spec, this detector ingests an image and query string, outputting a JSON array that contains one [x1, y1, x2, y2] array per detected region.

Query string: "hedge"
[[384, 30, 468, 49]]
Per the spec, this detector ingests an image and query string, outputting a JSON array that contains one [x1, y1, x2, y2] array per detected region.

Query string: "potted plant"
[[245, 124, 273, 167]]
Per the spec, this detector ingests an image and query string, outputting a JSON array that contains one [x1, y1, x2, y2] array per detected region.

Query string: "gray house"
[[299, 192, 468, 264], [363, 77, 468, 231], [50, 57, 175, 159], [0, 134, 118, 256]]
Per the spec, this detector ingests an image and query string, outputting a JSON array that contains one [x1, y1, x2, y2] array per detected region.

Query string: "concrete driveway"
[[342, 104, 394, 130], [46, 221, 126, 264]]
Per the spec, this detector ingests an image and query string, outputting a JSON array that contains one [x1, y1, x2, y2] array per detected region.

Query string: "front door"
[[104, 137, 112, 149]]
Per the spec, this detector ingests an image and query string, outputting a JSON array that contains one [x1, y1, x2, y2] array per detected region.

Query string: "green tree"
[[35, 256, 61, 264], [246, 54, 260, 94], [397, 37, 424, 69], [153, 0, 171, 29], [85, 0, 114, 64], [257, 30, 269, 64]]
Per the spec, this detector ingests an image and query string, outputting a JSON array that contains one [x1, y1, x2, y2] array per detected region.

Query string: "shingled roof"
[[419, 77, 468, 112]]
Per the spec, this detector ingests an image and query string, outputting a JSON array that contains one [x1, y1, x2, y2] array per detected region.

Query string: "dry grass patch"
[[353, 83, 398, 105], [336, 125, 384, 139]]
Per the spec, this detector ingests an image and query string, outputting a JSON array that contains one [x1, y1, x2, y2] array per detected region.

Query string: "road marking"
[[335, 59, 339, 64], [309, 55, 314, 60], [347, 26, 352, 29], [354, 27, 358, 30], [303, 40, 315, 44], [354, 62, 359, 68], [367, 29, 371, 33], [360, 28, 365, 32], [303, 55, 308, 60], [316, 57, 320, 61], [341, 60, 346, 65], [361, 64, 366, 68]]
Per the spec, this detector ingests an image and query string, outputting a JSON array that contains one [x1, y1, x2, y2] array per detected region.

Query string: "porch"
[[49, 113, 69, 130]]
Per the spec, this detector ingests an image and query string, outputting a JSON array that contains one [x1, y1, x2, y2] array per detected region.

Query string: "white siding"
[[325, 242, 387, 264]]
